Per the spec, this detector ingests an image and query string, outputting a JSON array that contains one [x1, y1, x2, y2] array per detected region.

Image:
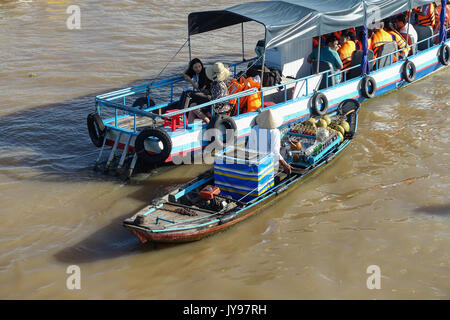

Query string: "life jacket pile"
[[228, 77, 262, 115]]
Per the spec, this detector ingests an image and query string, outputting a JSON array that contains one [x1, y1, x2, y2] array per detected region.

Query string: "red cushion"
[[263, 102, 275, 108]]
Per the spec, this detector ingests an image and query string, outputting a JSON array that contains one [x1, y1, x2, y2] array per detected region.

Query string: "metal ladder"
[[94, 131, 138, 178]]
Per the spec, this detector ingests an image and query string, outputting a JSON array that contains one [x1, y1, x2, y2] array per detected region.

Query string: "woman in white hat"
[[247, 109, 292, 174], [206, 62, 232, 114], [188, 62, 232, 123]]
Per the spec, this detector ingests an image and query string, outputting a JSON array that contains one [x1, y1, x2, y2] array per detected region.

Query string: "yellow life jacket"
[[370, 29, 395, 58], [388, 30, 409, 58], [338, 40, 356, 70]]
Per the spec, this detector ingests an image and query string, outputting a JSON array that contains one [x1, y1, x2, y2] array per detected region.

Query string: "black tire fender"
[[439, 44, 450, 66], [87, 113, 106, 148], [135, 127, 172, 166], [311, 92, 328, 116], [337, 99, 361, 116], [208, 115, 238, 147], [402, 60, 417, 83], [360, 75, 377, 99]]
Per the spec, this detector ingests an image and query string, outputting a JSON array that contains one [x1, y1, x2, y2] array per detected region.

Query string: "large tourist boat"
[[87, 0, 449, 176]]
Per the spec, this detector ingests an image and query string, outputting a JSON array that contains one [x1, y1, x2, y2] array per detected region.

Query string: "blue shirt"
[[309, 46, 343, 84]]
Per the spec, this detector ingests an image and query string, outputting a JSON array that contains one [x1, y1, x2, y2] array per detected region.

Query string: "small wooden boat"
[[123, 99, 360, 243]]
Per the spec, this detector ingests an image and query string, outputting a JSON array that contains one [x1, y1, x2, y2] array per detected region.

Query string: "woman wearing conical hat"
[[247, 109, 292, 174]]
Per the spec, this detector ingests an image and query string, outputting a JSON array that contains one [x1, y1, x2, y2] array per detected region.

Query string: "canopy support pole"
[[361, 26, 370, 76], [188, 36, 192, 61], [316, 40, 321, 74], [260, 30, 267, 93], [241, 23, 245, 62], [440, 0, 448, 43]]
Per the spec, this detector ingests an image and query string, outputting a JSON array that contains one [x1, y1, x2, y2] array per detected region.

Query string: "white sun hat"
[[206, 62, 232, 82], [256, 109, 284, 129]]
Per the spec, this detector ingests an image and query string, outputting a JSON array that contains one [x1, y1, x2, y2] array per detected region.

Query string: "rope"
[[146, 39, 189, 92], [227, 54, 265, 90]]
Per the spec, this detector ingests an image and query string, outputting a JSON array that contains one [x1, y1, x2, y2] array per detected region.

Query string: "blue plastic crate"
[[214, 147, 275, 201]]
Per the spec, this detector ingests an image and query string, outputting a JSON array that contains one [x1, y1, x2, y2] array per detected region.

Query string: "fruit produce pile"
[[289, 115, 351, 143], [285, 114, 352, 165]]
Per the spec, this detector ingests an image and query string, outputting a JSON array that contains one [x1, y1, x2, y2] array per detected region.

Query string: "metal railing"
[[95, 59, 255, 132]]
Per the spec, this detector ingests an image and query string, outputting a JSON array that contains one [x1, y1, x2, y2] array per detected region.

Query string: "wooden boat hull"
[[124, 148, 344, 244]]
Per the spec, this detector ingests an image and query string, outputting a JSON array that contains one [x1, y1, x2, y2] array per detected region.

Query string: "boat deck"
[[126, 201, 239, 232], [115, 116, 164, 132]]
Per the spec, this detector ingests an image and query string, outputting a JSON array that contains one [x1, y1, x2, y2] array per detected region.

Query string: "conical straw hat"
[[256, 109, 283, 129]]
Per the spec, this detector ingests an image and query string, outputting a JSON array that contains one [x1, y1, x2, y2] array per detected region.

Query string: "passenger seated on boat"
[[188, 62, 232, 124], [247, 109, 292, 174], [180, 58, 212, 110], [369, 21, 396, 59], [384, 18, 409, 59], [307, 35, 343, 84], [183, 58, 211, 93], [338, 31, 356, 70], [396, 13, 418, 55], [207, 62, 232, 113]]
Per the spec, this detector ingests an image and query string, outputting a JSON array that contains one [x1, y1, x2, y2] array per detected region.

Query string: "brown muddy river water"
[[0, 0, 449, 299]]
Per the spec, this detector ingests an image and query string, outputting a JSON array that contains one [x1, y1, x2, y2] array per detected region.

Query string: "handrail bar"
[[97, 87, 259, 120], [161, 88, 259, 118]]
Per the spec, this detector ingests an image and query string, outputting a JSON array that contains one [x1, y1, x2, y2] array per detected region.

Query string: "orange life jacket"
[[388, 30, 409, 58], [242, 77, 262, 113], [338, 40, 356, 69], [370, 29, 395, 58], [228, 78, 245, 107], [228, 77, 261, 115], [355, 38, 372, 51], [418, 3, 436, 27]]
